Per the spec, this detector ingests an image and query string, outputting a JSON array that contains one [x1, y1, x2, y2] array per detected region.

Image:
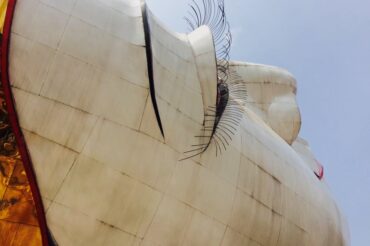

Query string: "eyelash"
[[182, 0, 247, 160]]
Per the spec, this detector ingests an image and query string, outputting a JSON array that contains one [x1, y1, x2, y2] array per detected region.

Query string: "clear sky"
[[146, 0, 370, 245]]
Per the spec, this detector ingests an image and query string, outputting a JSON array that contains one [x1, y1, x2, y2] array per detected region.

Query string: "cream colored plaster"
[[142, 196, 194, 246], [188, 26, 218, 117], [221, 228, 262, 246], [54, 154, 162, 237], [40, 0, 77, 14], [23, 130, 78, 201], [9, 33, 55, 94], [41, 53, 149, 130], [72, 0, 144, 45], [13, 88, 98, 152], [12, 1, 70, 49], [47, 203, 138, 246], [83, 119, 178, 192], [8, 0, 349, 245], [59, 17, 147, 88], [167, 159, 235, 224], [230, 61, 301, 145]]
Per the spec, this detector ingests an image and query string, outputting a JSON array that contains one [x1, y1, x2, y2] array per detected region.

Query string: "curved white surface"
[[230, 61, 301, 145], [8, 0, 349, 245]]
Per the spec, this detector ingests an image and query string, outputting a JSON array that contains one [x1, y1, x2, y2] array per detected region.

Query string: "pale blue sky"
[[146, 0, 370, 245]]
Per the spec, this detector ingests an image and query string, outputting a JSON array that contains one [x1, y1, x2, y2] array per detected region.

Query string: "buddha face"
[[147, 8, 301, 157], [0, 0, 348, 245]]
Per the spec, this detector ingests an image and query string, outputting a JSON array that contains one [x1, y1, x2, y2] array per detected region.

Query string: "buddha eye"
[[181, 0, 247, 160]]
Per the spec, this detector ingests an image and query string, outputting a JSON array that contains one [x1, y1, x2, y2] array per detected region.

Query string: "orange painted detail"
[[0, 51, 42, 246], [0, 0, 8, 34], [0, 2, 43, 245]]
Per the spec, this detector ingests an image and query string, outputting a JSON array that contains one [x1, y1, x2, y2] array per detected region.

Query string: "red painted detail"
[[315, 160, 324, 180], [1, 1, 49, 245]]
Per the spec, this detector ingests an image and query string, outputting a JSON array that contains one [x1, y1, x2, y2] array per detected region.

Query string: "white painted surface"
[[9, 0, 348, 245]]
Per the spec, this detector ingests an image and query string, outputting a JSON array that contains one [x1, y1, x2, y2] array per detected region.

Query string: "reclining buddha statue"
[[0, 0, 349, 245]]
